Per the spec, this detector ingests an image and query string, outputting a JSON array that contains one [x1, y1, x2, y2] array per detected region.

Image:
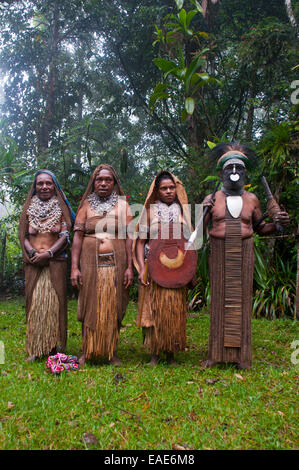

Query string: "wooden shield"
[[148, 224, 197, 288]]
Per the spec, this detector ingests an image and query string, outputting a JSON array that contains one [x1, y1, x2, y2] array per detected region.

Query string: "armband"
[[59, 230, 70, 243], [74, 222, 86, 232], [47, 249, 54, 258]]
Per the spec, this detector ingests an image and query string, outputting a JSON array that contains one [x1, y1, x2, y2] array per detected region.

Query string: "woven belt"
[[98, 252, 115, 267]]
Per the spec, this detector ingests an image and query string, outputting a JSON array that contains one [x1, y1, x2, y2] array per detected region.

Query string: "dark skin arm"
[[123, 237, 134, 289], [253, 200, 290, 235], [24, 235, 67, 266], [122, 201, 134, 289], [70, 230, 84, 288], [136, 238, 149, 287]]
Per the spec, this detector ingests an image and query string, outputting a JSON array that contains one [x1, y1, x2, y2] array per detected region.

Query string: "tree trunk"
[[37, 1, 60, 157], [245, 69, 257, 141], [296, 225, 299, 320], [285, 0, 297, 29], [0, 230, 7, 289]]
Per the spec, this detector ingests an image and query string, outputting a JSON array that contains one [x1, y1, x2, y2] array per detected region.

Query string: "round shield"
[[148, 226, 197, 288]]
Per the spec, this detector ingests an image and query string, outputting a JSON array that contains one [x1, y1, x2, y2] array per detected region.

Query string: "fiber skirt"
[[82, 264, 118, 360], [144, 280, 186, 354], [26, 267, 60, 357]]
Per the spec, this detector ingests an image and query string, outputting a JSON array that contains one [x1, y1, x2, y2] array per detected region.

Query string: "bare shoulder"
[[244, 190, 260, 204], [75, 198, 88, 220], [203, 193, 212, 203]]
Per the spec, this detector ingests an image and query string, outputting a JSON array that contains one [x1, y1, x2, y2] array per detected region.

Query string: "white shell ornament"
[[226, 196, 243, 219], [230, 174, 240, 182]]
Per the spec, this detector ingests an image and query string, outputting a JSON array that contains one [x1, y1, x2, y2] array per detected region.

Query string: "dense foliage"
[[0, 0, 298, 316]]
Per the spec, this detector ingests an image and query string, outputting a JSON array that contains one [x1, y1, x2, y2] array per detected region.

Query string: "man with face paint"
[[202, 143, 289, 369]]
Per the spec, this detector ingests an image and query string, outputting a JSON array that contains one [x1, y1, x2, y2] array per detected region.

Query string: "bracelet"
[[47, 249, 54, 258], [59, 230, 70, 244], [28, 248, 37, 259]]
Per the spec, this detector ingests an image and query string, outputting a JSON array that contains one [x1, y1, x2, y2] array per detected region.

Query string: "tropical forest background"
[[0, 0, 298, 319]]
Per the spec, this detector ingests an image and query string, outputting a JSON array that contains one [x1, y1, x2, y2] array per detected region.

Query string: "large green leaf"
[[175, 0, 184, 10], [153, 58, 178, 73], [185, 97, 195, 114]]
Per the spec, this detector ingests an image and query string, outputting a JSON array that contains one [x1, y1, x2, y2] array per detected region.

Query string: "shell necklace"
[[27, 195, 62, 232], [154, 200, 181, 223], [88, 191, 118, 215]]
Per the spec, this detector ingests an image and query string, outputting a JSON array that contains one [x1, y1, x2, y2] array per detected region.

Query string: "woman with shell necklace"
[[19, 170, 74, 362], [71, 164, 133, 367], [134, 171, 196, 366]]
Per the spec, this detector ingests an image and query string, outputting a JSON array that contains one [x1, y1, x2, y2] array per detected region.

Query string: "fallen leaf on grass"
[[129, 392, 148, 402], [68, 420, 79, 428], [172, 444, 187, 450], [205, 378, 219, 385], [172, 443, 193, 450], [109, 422, 115, 428], [142, 402, 151, 411], [234, 374, 244, 381], [82, 432, 98, 447], [278, 411, 285, 416]]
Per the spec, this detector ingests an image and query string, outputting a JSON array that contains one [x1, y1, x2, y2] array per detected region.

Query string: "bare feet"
[[166, 352, 178, 367], [148, 354, 159, 366], [79, 354, 86, 368], [109, 355, 122, 366], [202, 359, 216, 368], [237, 362, 251, 370], [26, 355, 38, 362]]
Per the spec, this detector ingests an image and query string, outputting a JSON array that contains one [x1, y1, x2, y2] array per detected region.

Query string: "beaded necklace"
[[27, 195, 62, 233], [88, 191, 118, 215], [154, 200, 181, 223]]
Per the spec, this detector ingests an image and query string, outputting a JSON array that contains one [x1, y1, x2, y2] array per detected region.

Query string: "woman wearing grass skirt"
[[134, 171, 196, 366], [71, 164, 133, 367], [19, 170, 74, 361]]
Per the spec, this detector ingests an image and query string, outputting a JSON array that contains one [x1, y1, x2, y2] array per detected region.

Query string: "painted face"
[[157, 178, 177, 205], [94, 169, 115, 198], [35, 173, 55, 201], [222, 163, 246, 192]]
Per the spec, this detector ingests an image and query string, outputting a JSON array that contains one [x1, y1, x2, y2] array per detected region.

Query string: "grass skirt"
[[26, 267, 59, 357], [83, 265, 118, 360], [144, 281, 186, 355]]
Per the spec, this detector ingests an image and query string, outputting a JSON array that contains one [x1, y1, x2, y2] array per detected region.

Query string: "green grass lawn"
[[0, 298, 298, 450]]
